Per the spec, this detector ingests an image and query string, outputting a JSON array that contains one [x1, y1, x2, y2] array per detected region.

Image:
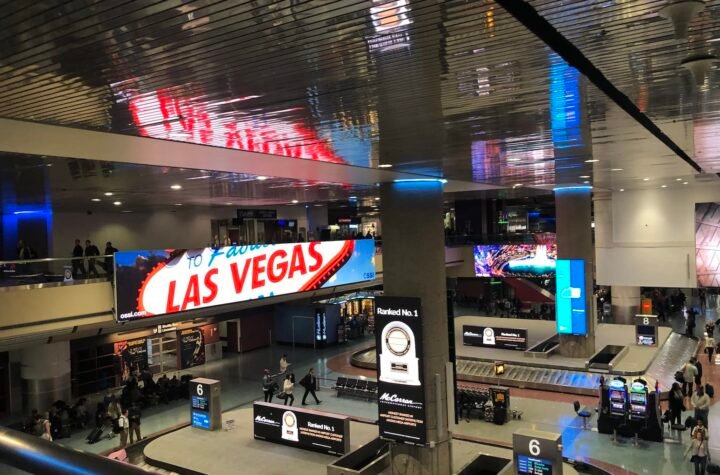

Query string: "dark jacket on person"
[[72, 244, 84, 258], [300, 374, 316, 390], [85, 244, 100, 257]]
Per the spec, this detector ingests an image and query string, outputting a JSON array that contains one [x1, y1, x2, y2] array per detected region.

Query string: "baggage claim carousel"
[[352, 318, 699, 397]]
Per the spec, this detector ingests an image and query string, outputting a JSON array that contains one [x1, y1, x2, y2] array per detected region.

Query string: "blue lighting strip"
[[549, 53, 582, 150], [393, 178, 447, 184], [553, 186, 592, 192]]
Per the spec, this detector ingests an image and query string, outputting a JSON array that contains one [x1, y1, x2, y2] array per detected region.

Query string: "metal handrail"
[[0, 255, 114, 266], [0, 426, 150, 474]]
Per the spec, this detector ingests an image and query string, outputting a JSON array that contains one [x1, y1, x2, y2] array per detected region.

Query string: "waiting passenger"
[[279, 354, 290, 374], [262, 369, 275, 403], [669, 383, 685, 426], [85, 240, 100, 277], [692, 386, 711, 429], [71, 239, 86, 278], [683, 359, 699, 396], [705, 332, 716, 364]]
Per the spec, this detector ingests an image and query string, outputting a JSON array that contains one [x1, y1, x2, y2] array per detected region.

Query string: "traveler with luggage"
[[692, 386, 712, 429], [118, 408, 129, 448], [262, 369, 276, 403], [128, 404, 142, 444], [706, 332, 717, 364], [683, 359, 699, 396], [669, 383, 685, 426], [685, 429, 709, 475]]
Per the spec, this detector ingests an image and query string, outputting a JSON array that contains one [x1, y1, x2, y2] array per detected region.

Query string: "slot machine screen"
[[609, 388, 626, 415]]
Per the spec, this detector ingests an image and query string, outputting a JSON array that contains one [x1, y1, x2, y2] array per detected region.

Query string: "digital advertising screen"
[[113, 338, 148, 383], [253, 402, 349, 456], [114, 240, 376, 321], [462, 325, 528, 351], [473, 244, 556, 278], [516, 454, 553, 475], [636, 325, 656, 346], [555, 259, 587, 335], [375, 296, 426, 446], [191, 411, 210, 429], [696, 202, 720, 288]]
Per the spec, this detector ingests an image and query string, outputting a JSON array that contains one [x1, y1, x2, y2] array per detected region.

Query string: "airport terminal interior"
[[3, 1, 720, 474]]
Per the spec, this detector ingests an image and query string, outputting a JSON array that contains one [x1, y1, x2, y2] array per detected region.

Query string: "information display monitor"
[[516, 454, 553, 475]]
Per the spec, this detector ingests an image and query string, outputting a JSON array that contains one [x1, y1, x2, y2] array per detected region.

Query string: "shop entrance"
[[147, 334, 178, 374]]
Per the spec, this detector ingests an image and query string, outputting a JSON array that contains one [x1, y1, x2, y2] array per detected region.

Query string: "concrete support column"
[[555, 188, 596, 357], [611, 286, 641, 324], [380, 181, 451, 475], [306, 205, 328, 241], [21, 341, 71, 412]]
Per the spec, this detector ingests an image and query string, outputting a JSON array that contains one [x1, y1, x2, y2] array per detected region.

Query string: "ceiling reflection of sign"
[[367, 0, 412, 52], [129, 90, 345, 164]]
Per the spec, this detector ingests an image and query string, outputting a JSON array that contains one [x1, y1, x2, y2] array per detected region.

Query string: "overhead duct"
[[681, 54, 716, 86], [658, 1, 705, 40]]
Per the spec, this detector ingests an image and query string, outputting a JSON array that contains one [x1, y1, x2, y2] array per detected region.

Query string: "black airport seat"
[[345, 379, 357, 390], [355, 380, 368, 392], [366, 381, 378, 393], [335, 377, 347, 389]]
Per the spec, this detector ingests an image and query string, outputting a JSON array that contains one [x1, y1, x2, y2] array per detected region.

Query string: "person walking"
[[685, 429, 709, 475], [117, 408, 129, 448], [128, 403, 141, 444], [683, 359, 699, 396], [85, 240, 100, 277], [71, 239, 86, 278], [300, 368, 321, 406], [692, 386, 712, 429], [279, 354, 290, 374], [706, 332, 716, 364], [282, 374, 295, 406], [262, 369, 275, 403], [669, 382, 685, 426], [103, 241, 118, 273]]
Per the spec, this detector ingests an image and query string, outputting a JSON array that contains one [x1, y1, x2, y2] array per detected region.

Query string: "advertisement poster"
[[253, 402, 349, 455], [179, 328, 205, 369], [462, 325, 528, 351], [114, 240, 376, 322], [375, 296, 426, 446], [473, 244, 556, 278], [696, 202, 720, 287], [114, 338, 148, 382], [556, 259, 587, 335]]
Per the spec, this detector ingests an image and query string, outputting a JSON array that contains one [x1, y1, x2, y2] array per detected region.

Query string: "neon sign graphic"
[[128, 90, 346, 164]]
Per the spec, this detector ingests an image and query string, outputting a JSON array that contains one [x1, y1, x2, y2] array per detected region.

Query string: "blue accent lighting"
[[556, 259, 587, 335]]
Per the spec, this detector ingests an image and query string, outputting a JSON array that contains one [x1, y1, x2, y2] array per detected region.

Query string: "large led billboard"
[[114, 240, 376, 322], [555, 259, 587, 335], [473, 244, 556, 278], [696, 202, 720, 288]]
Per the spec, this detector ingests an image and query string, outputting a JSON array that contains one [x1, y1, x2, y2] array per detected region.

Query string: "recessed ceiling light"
[[104, 192, 114, 196], [611, 168, 623, 172], [585, 159, 599, 163], [661, 185, 667, 188], [314, 204, 323, 207], [508, 158, 521, 162], [676, 178, 683, 181], [349, 196, 357, 200], [187, 175, 211, 180], [91, 198, 101, 202], [579, 175, 590, 179], [256, 176, 268, 181], [643, 178, 650, 181], [374, 197, 380, 200], [225, 202, 233, 205], [291, 200, 299, 204], [170, 184, 182, 190], [583, 181, 590, 184], [175, 203, 183, 206], [121, 210, 133, 213], [619, 189, 625, 192], [513, 183, 522, 187], [378, 164, 392, 168], [113, 201, 122, 206], [683, 181, 689, 185]]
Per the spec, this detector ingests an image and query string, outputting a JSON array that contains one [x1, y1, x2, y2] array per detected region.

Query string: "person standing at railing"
[[85, 240, 100, 278], [102, 241, 118, 276], [71, 239, 86, 278]]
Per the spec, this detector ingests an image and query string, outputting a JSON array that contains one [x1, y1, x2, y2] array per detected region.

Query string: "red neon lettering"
[[230, 260, 252, 294], [181, 275, 201, 310], [203, 268, 219, 304], [308, 242, 322, 272], [288, 245, 307, 278], [166, 281, 181, 313], [267, 250, 288, 283], [252, 255, 267, 289]]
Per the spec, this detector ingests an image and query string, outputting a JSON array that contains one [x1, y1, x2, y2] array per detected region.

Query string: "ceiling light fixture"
[[579, 175, 590, 179], [291, 200, 299, 204], [658, 0, 705, 40], [675, 178, 683, 181], [374, 197, 380, 200], [113, 201, 122, 206], [170, 184, 182, 190], [378, 164, 393, 168], [681, 54, 717, 86], [611, 168, 623, 172], [175, 203, 183, 206], [256, 176, 268, 181], [661, 185, 667, 188], [643, 178, 650, 181], [585, 159, 599, 163], [91, 198, 101, 202], [683, 181, 689, 185], [620, 189, 625, 192], [104, 192, 114, 196]]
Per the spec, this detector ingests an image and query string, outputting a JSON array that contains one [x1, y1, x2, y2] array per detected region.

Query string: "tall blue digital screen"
[[555, 259, 587, 335], [192, 411, 210, 429]]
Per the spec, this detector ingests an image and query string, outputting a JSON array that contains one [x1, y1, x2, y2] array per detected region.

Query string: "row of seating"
[[334, 377, 377, 400]]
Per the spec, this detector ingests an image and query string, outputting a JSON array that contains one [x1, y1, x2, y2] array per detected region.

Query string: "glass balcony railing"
[[0, 256, 114, 288]]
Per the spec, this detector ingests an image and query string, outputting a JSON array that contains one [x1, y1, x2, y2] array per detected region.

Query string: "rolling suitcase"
[[707, 462, 720, 474], [86, 426, 103, 444]]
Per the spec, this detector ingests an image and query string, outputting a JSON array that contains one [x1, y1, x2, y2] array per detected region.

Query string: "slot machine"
[[628, 380, 648, 422], [608, 379, 628, 418]]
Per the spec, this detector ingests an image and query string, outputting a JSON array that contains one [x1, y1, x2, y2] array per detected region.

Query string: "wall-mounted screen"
[[555, 259, 587, 335], [516, 455, 553, 475], [114, 240, 376, 322], [696, 202, 720, 288], [462, 325, 528, 351], [473, 244, 556, 278]]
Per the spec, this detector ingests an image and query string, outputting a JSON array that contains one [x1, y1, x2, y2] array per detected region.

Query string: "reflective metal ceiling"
[[0, 0, 717, 191]]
